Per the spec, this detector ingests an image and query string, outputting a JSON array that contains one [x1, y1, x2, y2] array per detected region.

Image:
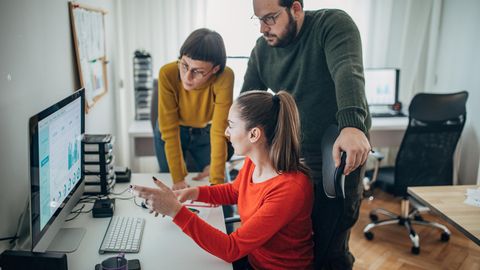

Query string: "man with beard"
[[241, 0, 371, 269]]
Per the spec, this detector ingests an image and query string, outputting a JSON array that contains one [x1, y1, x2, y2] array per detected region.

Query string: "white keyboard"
[[99, 216, 145, 254]]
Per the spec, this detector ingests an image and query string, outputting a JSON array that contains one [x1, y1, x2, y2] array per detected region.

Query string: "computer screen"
[[226, 56, 249, 100], [364, 68, 400, 106], [29, 88, 85, 252]]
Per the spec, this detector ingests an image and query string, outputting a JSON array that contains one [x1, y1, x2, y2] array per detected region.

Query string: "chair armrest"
[[370, 151, 385, 161], [363, 151, 384, 192], [224, 216, 241, 224]]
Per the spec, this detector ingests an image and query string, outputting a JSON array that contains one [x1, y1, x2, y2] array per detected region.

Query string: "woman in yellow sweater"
[[154, 28, 234, 190]]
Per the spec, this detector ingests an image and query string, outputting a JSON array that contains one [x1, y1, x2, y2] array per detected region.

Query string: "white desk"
[[65, 173, 232, 270], [128, 117, 409, 170], [128, 121, 155, 172], [370, 117, 408, 148]]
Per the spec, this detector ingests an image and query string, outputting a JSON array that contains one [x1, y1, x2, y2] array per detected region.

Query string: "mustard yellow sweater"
[[158, 61, 234, 184]]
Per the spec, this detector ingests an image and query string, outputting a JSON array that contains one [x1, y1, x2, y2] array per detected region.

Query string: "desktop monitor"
[[364, 68, 400, 106], [29, 88, 86, 252]]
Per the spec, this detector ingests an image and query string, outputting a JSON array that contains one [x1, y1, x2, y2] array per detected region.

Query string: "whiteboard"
[[69, 2, 108, 111]]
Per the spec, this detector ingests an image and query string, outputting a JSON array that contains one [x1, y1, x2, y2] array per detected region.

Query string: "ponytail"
[[236, 90, 309, 175]]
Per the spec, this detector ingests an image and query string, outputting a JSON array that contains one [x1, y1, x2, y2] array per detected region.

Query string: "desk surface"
[[370, 116, 408, 131], [65, 173, 231, 270], [408, 185, 480, 245], [128, 120, 153, 137]]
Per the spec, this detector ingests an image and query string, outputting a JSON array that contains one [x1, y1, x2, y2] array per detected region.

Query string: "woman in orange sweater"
[[134, 91, 314, 269], [154, 28, 234, 190]]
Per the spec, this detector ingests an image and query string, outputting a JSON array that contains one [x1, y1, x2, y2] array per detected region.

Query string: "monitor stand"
[[47, 228, 86, 253]]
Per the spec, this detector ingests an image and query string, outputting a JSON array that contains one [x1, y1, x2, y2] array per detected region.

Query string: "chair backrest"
[[321, 124, 346, 199], [394, 91, 468, 193], [150, 79, 159, 129]]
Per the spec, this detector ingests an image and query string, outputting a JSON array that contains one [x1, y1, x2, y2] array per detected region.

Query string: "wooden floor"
[[350, 190, 480, 270]]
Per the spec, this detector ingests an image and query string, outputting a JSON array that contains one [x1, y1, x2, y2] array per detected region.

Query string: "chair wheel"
[[369, 214, 378, 222], [413, 214, 424, 221], [441, 232, 450, 242], [411, 246, 420, 255], [363, 189, 373, 198], [364, 231, 374, 240], [229, 169, 239, 180]]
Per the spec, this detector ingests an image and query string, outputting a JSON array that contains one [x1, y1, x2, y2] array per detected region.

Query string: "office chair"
[[321, 125, 346, 199], [362, 151, 385, 198], [150, 79, 159, 131], [363, 91, 468, 254]]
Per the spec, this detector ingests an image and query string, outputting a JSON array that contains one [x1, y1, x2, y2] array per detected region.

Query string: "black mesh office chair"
[[363, 91, 468, 254], [150, 79, 159, 133]]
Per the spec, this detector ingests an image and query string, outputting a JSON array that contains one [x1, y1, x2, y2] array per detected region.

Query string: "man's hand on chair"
[[333, 127, 370, 175]]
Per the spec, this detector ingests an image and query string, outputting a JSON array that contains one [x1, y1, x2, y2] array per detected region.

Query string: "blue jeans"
[[153, 121, 211, 173]]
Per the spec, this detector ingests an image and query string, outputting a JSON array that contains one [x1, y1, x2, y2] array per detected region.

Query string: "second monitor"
[[364, 68, 400, 107]]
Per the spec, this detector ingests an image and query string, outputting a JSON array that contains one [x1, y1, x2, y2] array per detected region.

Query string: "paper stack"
[[464, 188, 480, 207]]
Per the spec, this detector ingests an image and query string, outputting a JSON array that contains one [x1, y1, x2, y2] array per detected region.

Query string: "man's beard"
[[265, 10, 297, 48]]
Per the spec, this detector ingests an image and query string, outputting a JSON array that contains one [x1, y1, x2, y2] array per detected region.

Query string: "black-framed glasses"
[[250, 8, 286, 26], [177, 60, 214, 80]]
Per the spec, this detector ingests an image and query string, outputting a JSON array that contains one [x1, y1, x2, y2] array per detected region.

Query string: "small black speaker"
[[0, 250, 68, 270]]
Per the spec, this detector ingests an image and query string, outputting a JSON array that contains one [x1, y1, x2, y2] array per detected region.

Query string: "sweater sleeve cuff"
[[171, 165, 188, 184], [196, 186, 211, 202], [172, 206, 194, 228], [336, 108, 368, 134]]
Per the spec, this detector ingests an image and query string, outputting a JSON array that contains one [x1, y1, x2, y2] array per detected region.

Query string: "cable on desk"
[[71, 204, 86, 213], [133, 196, 143, 209], [64, 186, 143, 222], [66, 204, 94, 222], [5, 200, 30, 248], [109, 186, 130, 196], [65, 211, 83, 222]]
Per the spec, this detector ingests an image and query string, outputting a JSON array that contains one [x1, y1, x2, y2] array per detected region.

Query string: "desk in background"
[[128, 121, 157, 172], [370, 116, 408, 147], [65, 173, 232, 270], [408, 185, 480, 246], [128, 117, 409, 171]]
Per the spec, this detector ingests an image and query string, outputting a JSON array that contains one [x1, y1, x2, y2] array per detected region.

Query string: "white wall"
[[0, 0, 119, 251], [432, 0, 480, 184]]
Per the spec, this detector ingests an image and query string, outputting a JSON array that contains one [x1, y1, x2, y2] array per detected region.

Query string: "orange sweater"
[[173, 158, 314, 269], [158, 62, 234, 184]]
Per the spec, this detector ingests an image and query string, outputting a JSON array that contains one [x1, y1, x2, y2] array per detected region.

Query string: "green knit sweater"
[[241, 9, 371, 155]]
